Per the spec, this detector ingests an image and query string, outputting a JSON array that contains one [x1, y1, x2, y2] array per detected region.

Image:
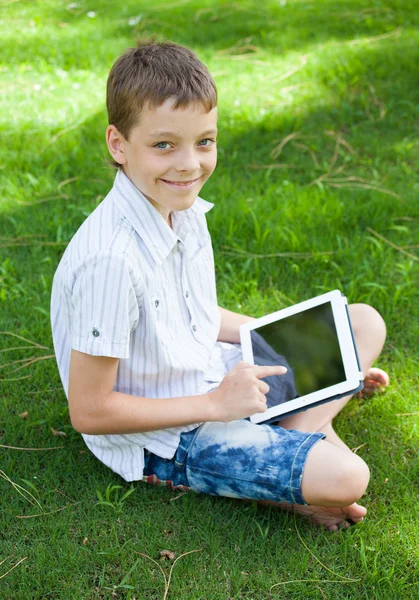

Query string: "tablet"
[[239, 290, 364, 424]]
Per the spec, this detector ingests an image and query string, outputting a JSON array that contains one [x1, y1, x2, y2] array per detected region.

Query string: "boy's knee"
[[302, 441, 370, 506], [334, 454, 370, 505], [349, 303, 387, 349]]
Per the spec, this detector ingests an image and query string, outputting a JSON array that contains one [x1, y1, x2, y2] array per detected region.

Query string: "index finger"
[[252, 365, 288, 379]]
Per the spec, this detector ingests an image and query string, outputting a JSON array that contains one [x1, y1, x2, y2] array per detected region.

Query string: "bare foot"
[[358, 367, 390, 397], [277, 501, 367, 532], [258, 500, 367, 532]]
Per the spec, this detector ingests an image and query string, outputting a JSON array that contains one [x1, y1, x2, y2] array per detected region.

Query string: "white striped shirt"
[[51, 170, 241, 481]]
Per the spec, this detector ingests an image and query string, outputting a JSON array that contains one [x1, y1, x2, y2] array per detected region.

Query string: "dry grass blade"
[[0, 375, 32, 382], [15, 194, 64, 207], [155, 0, 193, 9], [41, 119, 84, 151], [0, 470, 42, 509], [324, 130, 356, 155], [308, 168, 400, 199], [336, 7, 393, 20], [268, 55, 308, 83], [0, 444, 65, 451], [170, 492, 187, 502], [57, 176, 81, 195], [367, 227, 418, 261], [395, 412, 419, 417], [352, 443, 367, 454], [13, 176, 105, 208], [325, 132, 345, 171], [317, 585, 328, 599], [164, 549, 202, 600], [271, 132, 302, 159], [136, 548, 202, 600], [0, 239, 67, 248], [0, 354, 55, 373], [0, 556, 12, 568], [365, 83, 387, 121], [270, 578, 357, 591], [193, 7, 212, 22], [250, 163, 295, 170], [0, 345, 41, 353], [347, 27, 401, 46], [328, 182, 400, 199], [292, 142, 320, 167], [16, 501, 82, 519], [0, 332, 49, 350], [26, 386, 63, 395], [0, 556, 27, 581], [220, 246, 333, 259], [0, 234, 45, 241], [136, 552, 168, 595], [271, 513, 360, 590], [216, 36, 258, 55], [292, 513, 360, 582], [325, 176, 383, 184]]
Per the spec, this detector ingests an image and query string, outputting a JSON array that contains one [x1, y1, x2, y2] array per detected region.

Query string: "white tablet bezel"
[[239, 290, 363, 424]]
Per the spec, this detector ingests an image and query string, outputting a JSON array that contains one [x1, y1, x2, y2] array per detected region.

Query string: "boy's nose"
[[174, 148, 200, 173]]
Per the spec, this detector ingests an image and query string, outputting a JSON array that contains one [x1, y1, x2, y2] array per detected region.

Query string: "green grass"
[[1, 0, 418, 598]]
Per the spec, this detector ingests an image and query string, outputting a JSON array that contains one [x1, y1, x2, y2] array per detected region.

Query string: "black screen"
[[250, 302, 346, 408]]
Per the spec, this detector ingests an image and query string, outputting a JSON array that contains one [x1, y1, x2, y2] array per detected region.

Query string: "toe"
[[366, 367, 390, 387]]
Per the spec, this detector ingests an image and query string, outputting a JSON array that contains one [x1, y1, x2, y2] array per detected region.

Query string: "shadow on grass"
[[1, 25, 417, 245]]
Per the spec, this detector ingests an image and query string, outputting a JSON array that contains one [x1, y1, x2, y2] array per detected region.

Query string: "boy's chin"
[[171, 195, 198, 211]]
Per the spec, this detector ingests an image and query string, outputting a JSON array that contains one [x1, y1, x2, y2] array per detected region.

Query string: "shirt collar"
[[111, 170, 214, 265]]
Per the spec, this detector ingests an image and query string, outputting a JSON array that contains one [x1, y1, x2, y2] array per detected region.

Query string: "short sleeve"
[[70, 251, 140, 358]]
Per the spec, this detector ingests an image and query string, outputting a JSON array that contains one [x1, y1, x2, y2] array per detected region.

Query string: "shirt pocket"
[[149, 292, 177, 351]]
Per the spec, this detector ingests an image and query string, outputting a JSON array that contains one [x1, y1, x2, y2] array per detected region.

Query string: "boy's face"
[[107, 99, 218, 224]]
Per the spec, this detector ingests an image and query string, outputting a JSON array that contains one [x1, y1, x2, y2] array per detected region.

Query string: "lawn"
[[1, 0, 418, 598]]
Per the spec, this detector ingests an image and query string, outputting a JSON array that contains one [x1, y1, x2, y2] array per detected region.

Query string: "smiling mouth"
[[160, 178, 200, 187]]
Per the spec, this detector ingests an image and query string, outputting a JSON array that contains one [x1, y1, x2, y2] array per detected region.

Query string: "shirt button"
[[192, 325, 197, 332], [92, 328, 100, 337], [155, 299, 160, 308], [185, 291, 189, 298]]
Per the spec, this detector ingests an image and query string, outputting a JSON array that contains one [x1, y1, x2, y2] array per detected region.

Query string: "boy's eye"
[[198, 138, 215, 147], [155, 142, 171, 149]]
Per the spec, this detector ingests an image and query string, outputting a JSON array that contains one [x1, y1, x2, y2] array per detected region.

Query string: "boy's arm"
[[68, 349, 214, 434], [68, 349, 284, 435], [217, 306, 255, 344]]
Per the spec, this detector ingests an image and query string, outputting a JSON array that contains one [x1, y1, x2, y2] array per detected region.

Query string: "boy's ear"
[[106, 125, 127, 165]]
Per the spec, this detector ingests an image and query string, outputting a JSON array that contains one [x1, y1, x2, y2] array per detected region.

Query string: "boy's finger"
[[253, 365, 287, 379], [233, 361, 254, 371]]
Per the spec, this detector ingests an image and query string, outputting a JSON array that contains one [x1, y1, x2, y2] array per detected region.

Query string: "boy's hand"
[[209, 361, 287, 422]]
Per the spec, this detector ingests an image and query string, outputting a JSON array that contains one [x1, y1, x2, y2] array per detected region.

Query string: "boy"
[[51, 40, 389, 531]]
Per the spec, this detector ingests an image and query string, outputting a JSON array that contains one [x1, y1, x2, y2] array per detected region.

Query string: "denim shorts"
[[143, 420, 324, 505]]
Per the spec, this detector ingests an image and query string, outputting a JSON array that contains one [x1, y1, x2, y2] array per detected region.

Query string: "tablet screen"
[[250, 302, 346, 408]]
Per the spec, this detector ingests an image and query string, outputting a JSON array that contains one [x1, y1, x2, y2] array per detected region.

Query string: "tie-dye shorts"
[[143, 419, 324, 505]]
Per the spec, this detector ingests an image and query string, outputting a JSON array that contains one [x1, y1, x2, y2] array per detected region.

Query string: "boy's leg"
[[279, 303, 388, 445], [264, 438, 370, 530], [182, 419, 370, 531], [263, 303, 387, 528]]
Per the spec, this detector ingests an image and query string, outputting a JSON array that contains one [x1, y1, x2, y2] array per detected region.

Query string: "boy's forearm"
[[217, 306, 255, 344], [73, 390, 217, 435]]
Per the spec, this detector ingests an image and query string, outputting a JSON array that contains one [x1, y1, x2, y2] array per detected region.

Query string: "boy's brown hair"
[[106, 39, 217, 158]]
